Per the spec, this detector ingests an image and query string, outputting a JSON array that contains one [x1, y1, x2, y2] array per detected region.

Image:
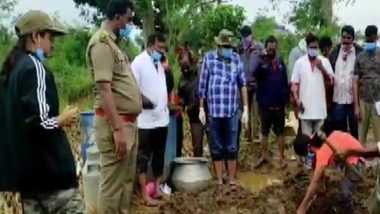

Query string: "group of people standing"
[[1, 0, 380, 213]]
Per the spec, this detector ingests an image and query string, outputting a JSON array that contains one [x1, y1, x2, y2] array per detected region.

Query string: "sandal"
[[229, 181, 237, 191], [253, 156, 267, 169], [142, 197, 161, 207]]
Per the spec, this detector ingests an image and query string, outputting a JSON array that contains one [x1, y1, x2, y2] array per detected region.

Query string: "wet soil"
[[133, 122, 378, 214], [156, 166, 375, 214]]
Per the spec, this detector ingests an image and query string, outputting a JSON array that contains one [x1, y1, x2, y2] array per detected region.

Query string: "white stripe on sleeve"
[[29, 55, 59, 129]]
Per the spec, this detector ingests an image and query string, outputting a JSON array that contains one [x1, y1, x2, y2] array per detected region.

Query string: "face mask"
[[364, 42, 377, 52], [119, 25, 134, 39], [36, 48, 45, 61], [36, 36, 45, 61], [221, 48, 233, 59], [307, 48, 319, 58], [151, 50, 162, 62]]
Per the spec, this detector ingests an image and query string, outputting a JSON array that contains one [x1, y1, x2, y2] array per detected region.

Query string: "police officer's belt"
[[95, 108, 137, 123]]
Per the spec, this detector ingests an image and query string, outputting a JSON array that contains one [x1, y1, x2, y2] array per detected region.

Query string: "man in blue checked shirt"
[[198, 29, 249, 187]]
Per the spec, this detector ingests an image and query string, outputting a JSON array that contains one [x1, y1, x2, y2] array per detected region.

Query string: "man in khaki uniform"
[[86, 0, 142, 213]]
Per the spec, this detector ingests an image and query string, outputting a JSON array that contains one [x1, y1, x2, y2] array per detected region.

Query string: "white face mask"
[[307, 48, 319, 58], [36, 36, 45, 61]]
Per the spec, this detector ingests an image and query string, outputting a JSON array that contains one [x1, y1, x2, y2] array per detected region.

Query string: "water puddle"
[[238, 172, 282, 193]]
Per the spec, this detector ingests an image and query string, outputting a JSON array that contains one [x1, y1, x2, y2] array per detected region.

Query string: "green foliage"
[[200, 5, 246, 50], [252, 16, 277, 42], [277, 34, 299, 64], [317, 24, 341, 39], [250, 15, 298, 64], [0, 0, 17, 19], [47, 29, 142, 109], [46, 30, 92, 108]]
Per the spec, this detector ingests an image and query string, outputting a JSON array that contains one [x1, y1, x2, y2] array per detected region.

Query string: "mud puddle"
[[238, 172, 282, 193]]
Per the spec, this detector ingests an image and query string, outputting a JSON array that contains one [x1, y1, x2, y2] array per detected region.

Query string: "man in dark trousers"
[[253, 35, 289, 169], [329, 25, 362, 139]]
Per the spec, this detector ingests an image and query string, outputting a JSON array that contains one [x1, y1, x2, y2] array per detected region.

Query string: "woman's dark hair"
[[1, 31, 45, 84], [1, 37, 27, 84], [293, 134, 309, 156], [106, 0, 134, 20], [309, 132, 324, 148]]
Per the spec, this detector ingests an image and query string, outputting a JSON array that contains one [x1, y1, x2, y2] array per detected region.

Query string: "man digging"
[[293, 130, 365, 214]]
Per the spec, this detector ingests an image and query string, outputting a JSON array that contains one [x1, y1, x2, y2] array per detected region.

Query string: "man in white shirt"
[[291, 33, 334, 136], [329, 26, 363, 139], [131, 33, 169, 205]]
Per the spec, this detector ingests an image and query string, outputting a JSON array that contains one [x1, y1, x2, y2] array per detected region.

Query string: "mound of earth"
[[158, 168, 376, 214]]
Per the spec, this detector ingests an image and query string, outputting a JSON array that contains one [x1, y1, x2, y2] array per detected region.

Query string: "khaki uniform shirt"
[[86, 21, 142, 115], [354, 48, 380, 103]]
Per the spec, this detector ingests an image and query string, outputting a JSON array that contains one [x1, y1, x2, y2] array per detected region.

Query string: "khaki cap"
[[215, 29, 234, 46], [16, 10, 67, 36]]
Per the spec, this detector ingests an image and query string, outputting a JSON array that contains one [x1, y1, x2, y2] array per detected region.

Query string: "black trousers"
[[137, 127, 168, 177], [176, 115, 183, 157]]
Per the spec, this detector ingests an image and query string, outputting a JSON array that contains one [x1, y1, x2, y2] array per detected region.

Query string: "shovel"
[[317, 131, 363, 181]]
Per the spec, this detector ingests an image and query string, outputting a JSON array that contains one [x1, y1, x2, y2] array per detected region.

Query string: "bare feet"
[[253, 155, 269, 169], [142, 195, 161, 207], [154, 188, 170, 201], [276, 159, 287, 170], [297, 156, 304, 167]]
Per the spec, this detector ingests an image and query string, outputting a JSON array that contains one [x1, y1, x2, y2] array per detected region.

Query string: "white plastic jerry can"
[[82, 145, 100, 214]]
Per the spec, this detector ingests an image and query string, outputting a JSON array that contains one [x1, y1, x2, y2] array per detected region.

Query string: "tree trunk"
[[140, 0, 155, 47]]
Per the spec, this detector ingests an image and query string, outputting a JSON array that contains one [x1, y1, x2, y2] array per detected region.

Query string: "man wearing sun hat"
[[198, 29, 249, 187], [0, 10, 84, 213]]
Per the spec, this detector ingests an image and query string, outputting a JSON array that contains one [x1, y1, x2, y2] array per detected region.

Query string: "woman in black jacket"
[[0, 10, 82, 213]]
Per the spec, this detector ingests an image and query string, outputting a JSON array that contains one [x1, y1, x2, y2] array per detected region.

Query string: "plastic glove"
[[199, 107, 206, 125], [241, 105, 249, 129]]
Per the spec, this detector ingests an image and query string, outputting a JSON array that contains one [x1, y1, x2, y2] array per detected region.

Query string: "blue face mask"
[[221, 48, 233, 59], [119, 25, 134, 39], [36, 48, 45, 61], [151, 50, 162, 62], [364, 42, 377, 52], [307, 48, 319, 58]]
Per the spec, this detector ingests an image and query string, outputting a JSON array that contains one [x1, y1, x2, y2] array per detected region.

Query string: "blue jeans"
[[331, 103, 358, 139], [208, 113, 239, 161]]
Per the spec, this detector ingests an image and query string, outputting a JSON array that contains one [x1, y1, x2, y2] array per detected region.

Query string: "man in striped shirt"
[[198, 29, 249, 187]]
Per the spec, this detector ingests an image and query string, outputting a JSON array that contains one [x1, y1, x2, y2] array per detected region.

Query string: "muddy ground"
[[132, 120, 378, 214], [154, 167, 376, 214], [130, 134, 378, 214], [1, 114, 377, 214]]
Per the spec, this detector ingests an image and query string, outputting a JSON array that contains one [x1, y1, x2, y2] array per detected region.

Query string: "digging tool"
[[317, 131, 363, 181]]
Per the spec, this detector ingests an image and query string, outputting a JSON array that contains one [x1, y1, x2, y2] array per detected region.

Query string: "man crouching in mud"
[[293, 130, 365, 214], [337, 142, 380, 214]]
